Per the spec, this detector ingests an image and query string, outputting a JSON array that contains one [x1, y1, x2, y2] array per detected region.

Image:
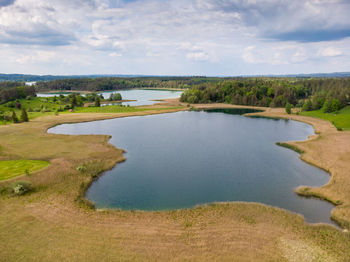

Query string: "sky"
[[0, 0, 350, 76]]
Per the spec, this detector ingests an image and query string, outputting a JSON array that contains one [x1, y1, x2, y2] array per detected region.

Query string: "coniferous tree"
[[95, 97, 101, 107], [12, 111, 18, 123], [20, 108, 29, 122], [71, 95, 77, 108]]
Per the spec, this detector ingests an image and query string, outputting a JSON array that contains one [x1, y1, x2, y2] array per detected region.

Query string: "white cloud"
[[109, 52, 122, 57], [15, 51, 56, 64], [242, 46, 261, 64], [186, 52, 209, 61], [318, 47, 343, 57], [0, 0, 349, 75]]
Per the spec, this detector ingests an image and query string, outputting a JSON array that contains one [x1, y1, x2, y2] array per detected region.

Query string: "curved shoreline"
[[49, 105, 339, 228], [1, 102, 347, 229], [1, 102, 350, 260], [187, 103, 350, 229]]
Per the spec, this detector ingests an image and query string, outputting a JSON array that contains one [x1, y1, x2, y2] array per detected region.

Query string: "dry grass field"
[[0, 102, 350, 261]]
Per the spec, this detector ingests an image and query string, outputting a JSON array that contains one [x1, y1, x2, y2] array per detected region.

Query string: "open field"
[[0, 160, 49, 181], [300, 106, 350, 131], [0, 101, 350, 261]]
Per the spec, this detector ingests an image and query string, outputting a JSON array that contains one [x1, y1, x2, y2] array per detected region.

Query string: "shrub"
[[95, 97, 101, 107], [285, 103, 292, 114], [6, 101, 15, 108], [322, 100, 332, 113], [11, 181, 32, 196], [302, 99, 312, 111], [76, 165, 87, 172], [331, 98, 341, 112], [109, 93, 122, 101]]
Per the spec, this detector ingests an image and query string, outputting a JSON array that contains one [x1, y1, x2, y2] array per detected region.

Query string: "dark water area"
[[49, 109, 336, 225]]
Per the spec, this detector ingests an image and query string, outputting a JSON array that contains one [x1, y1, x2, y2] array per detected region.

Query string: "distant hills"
[[1, 72, 350, 82], [0, 74, 145, 82], [246, 72, 350, 78]]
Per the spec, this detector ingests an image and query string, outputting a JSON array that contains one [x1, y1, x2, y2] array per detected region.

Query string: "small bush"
[[10, 181, 32, 196], [76, 165, 87, 172], [285, 103, 292, 114]]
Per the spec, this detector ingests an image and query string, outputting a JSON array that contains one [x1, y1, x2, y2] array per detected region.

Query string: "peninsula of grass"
[[300, 106, 350, 131], [0, 160, 49, 181], [0, 95, 183, 125]]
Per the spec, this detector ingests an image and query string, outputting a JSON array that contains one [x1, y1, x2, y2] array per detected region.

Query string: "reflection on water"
[[49, 110, 336, 226]]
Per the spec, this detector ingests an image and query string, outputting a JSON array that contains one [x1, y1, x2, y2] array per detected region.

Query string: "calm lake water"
[[49, 109, 335, 225], [37, 89, 183, 106]]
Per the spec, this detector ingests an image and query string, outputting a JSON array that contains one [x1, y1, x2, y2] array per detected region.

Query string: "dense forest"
[[2, 72, 350, 82], [2, 77, 350, 113], [180, 78, 350, 112], [0, 84, 36, 104], [35, 77, 225, 91]]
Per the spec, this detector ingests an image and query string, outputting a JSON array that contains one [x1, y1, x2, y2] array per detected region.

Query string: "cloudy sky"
[[0, 0, 349, 76]]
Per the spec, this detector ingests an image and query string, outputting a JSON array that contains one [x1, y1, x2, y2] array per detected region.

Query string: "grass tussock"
[[276, 142, 305, 154]]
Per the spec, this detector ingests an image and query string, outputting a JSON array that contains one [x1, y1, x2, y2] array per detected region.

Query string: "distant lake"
[[37, 89, 183, 106], [49, 109, 335, 225]]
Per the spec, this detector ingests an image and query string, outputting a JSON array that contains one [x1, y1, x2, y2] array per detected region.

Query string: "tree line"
[[0, 85, 36, 104], [180, 78, 350, 112], [34, 77, 227, 92]]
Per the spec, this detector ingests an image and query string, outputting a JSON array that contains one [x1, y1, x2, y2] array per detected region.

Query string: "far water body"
[[49, 109, 335, 225], [37, 89, 183, 106]]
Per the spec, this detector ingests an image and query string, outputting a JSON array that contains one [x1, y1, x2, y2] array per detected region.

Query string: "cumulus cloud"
[[15, 51, 56, 64], [0, 0, 349, 75], [318, 47, 343, 57], [199, 0, 350, 42], [186, 52, 209, 61]]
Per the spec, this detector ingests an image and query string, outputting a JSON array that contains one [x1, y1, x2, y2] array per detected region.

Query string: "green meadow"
[[300, 106, 350, 130], [0, 160, 49, 181]]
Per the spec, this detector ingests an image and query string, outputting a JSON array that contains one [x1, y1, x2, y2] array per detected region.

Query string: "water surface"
[[49, 109, 335, 225], [38, 89, 183, 106]]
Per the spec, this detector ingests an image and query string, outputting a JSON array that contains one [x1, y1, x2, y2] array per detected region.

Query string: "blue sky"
[[0, 0, 349, 76]]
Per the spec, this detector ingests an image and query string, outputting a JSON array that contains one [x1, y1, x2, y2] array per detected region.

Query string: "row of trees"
[[34, 77, 224, 92], [180, 78, 350, 112]]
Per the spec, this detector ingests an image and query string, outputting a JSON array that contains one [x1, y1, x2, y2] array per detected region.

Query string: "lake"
[[37, 89, 183, 106], [49, 109, 335, 225]]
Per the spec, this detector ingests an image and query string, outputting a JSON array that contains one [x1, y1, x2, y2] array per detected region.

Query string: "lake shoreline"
[[189, 102, 350, 229], [1, 100, 349, 260], [46, 99, 346, 229]]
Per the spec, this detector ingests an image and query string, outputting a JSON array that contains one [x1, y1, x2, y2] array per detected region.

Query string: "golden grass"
[[0, 102, 350, 261]]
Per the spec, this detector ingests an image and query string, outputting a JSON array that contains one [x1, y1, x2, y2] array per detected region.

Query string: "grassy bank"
[[300, 106, 350, 131], [0, 95, 183, 125], [0, 105, 350, 261], [0, 160, 49, 181]]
